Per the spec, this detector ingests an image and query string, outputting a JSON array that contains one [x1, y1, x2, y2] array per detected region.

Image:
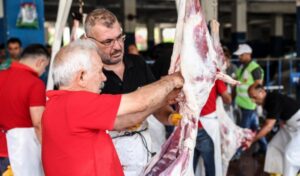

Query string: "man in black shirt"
[[247, 84, 300, 176], [84, 8, 179, 176]]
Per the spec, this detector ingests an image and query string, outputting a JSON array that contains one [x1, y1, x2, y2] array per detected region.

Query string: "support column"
[[231, 0, 247, 46], [296, 0, 300, 99], [159, 27, 163, 43], [201, 0, 218, 22], [270, 14, 284, 57], [297, 0, 300, 57], [123, 0, 136, 51], [147, 19, 155, 49]]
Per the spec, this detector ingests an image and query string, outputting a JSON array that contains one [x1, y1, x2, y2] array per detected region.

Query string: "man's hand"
[[163, 72, 184, 105], [242, 139, 253, 151], [241, 129, 256, 150], [168, 113, 182, 126], [167, 88, 181, 105], [168, 72, 184, 89]]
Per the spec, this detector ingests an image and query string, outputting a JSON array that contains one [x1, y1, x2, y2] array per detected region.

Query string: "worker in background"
[[234, 44, 267, 156], [247, 84, 300, 176]]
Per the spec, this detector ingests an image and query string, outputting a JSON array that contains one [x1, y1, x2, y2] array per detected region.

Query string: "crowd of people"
[[0, 7, 299, 176]]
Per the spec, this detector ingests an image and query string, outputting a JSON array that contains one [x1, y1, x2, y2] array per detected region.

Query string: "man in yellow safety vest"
[[234, 44, 267, 156]]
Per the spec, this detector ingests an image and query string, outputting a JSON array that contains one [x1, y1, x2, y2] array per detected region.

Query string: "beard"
[[98, 82, 105, 93], [100, 49, 123, 65]]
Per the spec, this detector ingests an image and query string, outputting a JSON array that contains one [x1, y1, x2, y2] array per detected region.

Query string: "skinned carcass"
[[143, 0, 253, 176], [216, 97, 255, 175]]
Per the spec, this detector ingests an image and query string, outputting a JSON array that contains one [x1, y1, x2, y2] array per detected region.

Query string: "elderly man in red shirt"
[[0, 44, 49, 175], [42, 39, 183, 176]]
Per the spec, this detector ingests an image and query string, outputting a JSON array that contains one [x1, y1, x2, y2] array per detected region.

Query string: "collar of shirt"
[[46, 90, 97, 98], [46, 90, 80, 99], [10, 62, 39, 77], [46, 90, 66, 98]]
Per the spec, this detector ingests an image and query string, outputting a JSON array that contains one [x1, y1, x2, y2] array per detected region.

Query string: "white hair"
[[52, 39, 99, 86]]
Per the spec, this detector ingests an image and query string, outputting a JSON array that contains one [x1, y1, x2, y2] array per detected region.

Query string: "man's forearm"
[[153, 106, 175, 125], [253, 125, 272, 142], [34, 125, 42, 143], [115, 84, 172, 130], [29, 106, 44, 143], [115, 73, 183, 130], [253, 119, 276, 142], [114, 100, 170, 131], [139, 76, 177, 109], [115, 106, 175, 131]]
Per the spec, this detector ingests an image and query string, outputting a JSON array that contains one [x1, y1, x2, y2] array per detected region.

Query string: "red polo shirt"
[[42, 90, 123, 176], [0, 62, 46, 157], [199, 80, 227, 128]]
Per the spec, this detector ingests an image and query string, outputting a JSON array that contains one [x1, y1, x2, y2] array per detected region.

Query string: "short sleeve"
[[251, 67, 263, 80], [265, 93, 281, 119], [29, 81, 46, 106], [67, 92, 121, 131], [216, 80, 227, 95]]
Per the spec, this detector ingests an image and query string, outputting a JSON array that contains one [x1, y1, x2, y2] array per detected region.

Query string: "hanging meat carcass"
[[216, 97, 254, 175], [143, 0, 253, 175]]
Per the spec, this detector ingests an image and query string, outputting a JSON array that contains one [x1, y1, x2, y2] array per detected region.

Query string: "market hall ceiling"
[[43, 0, 296, 24]]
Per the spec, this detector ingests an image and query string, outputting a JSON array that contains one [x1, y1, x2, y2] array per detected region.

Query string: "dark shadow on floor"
[[227, 144, 269, 176]]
